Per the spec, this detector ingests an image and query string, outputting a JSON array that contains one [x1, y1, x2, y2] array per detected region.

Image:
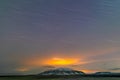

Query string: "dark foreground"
[[0, 76, 120, 80]]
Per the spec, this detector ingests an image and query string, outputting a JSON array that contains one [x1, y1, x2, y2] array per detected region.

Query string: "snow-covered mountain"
[[38, 68, 85, 76]]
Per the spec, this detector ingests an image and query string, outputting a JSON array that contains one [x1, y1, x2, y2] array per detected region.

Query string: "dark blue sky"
[[0, 0, 120, 74]]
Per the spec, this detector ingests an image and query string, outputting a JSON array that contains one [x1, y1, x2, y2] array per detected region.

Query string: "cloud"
[[107, 40, 120, 43], [109, 68, 120, 70], [41, 65, 56, 68]]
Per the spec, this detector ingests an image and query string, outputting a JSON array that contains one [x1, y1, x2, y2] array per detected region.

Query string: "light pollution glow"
[[45, 57, 78, 65], [22, 57, 85, 66]]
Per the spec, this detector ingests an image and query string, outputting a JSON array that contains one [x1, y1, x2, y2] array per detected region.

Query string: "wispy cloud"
[[108, 68, 120, 70], [41, 65, 56, 68], [107, 39, 120, 43]]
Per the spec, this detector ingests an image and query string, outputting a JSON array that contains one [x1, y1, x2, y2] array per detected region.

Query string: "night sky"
[[0, 0, 120, 74]]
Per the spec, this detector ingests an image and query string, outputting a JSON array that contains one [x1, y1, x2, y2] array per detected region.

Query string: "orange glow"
[[81, 69, 98, 73], [16, 67, 29, 72], [45, 57, 79, 65]]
